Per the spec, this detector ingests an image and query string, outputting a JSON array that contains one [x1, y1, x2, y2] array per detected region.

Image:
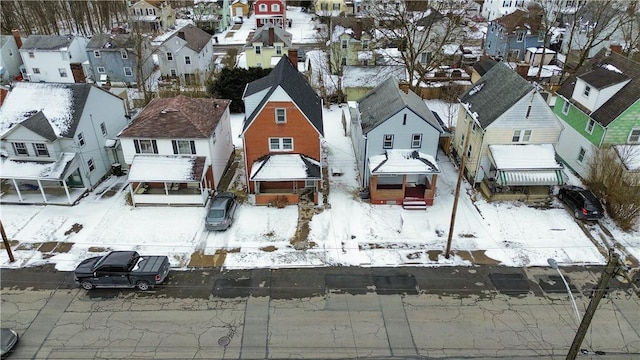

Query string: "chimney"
[[610, 43, 622, 54], [12, 29, 22, 49], [398, 80, 410, 94], [288, 48, 298, 65], [516, 62, 530, 79], [268, 25, 275, 45]]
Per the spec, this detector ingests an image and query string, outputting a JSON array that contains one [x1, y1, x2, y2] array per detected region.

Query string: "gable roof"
[[243, 56, 323, 135], [459, 62, 534, 128], [19, 111, 58, 141], [86, 33, 137, 50], [165, 24, 212, 53], [0, 82, 95, 138], [556, 50, 640, 127], [119, 95, 230, 138], [20, 34, 75, 51], [493, 9, 542, 33], [247, 24, 292, 47], [357, 77, 443, 134]]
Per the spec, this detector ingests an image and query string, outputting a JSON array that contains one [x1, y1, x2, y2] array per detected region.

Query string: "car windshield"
[[92, 255, 107, 270], [208, 209, 225, 219]]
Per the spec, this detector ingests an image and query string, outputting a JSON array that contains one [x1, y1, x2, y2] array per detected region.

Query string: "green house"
[[553, 50, 640, 179]]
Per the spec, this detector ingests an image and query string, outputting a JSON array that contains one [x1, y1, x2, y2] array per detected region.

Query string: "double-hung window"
[[13, 142, 28, 156], [166, 52, 173, 61], [88, 158, 95, 172], [33, 143, 49, 157], [120, 50, 128, 59], [269, 137, 293, 151], [583, 85, 591, 97], [512, 130, 531, 142], [124, 67, 133, 76], [275, 108, 286, 123], [516, 32, 524, 42], [172, 140, 196, 154], [562, 101, 570, 115], [134, 139, 158, 154], [577, 147, 586, 163], [77, 132, 85, 147], [586, 119, 595, 134], [100, 122, 107, 136], [628, 129, 640, 143], [411, 134, 422, 148], [93, 51, 100, 58], [184, 56, 191, 65], [383, 134, 394, 149]]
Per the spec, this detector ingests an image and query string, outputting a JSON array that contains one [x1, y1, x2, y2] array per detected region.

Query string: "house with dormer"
[[484, 9, 547, 62], [241, 56, 323, 205], [245, 24, 292, 68], [85, 33, 155, 86], [329, 17, 376, 75], [129, 0, 176, 33], [254, 0, 286, 27], [192, 0, 232, 34], [156, 24, 214, 85], [453, 62, 564, 202], [118, 95, 234, 206], [19, 34, 89, 83], [349, 77, 443, 208], [0, 82, 128, 205], [554, 50, 640, 181]]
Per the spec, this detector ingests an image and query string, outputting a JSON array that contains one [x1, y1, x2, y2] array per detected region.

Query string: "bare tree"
[[619, 0, 640, 59], [362, 0, 465, 91]]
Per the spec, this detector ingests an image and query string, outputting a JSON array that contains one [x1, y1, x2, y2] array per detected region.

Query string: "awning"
[[250, 154, 320, 181], [128, 155, 206, 182], [497, 169, 564, 186]]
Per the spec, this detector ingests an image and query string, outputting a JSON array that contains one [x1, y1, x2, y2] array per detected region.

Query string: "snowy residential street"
[[2, 103, 637, 272]]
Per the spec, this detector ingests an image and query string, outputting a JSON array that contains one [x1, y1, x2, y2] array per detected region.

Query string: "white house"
[[118, 95, 234, 206], [19, 34, 90, 83], [156, 24, 214, 85], [0, 31, 24, 83], [0, 82, 128, 205]]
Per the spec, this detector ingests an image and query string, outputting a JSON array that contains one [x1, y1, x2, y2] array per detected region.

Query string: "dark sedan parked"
[[558, 185, 604, 221]]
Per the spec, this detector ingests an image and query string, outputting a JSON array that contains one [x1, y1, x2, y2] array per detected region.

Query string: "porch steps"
[[402, 198, 427, 210]]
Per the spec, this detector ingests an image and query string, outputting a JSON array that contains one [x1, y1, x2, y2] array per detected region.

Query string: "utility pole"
[[566, 250, 619, 360], [445, 118, 472, 258], [0, 220, 15, 262]]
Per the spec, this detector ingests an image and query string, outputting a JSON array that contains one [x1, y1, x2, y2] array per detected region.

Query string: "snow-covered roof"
[[0, 152, 76, 180], [128, 155, 206, 182], [490, 144, 562, 170], [369, 150, 439, 175], [342, 65, 407, 88], [250, 154, 320, 181], [526, 47, 556, 54]]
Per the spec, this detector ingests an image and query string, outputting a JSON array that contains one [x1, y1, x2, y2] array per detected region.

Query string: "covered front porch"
[[482, 144, 565, 203], [249, 154, 322, 206], [368, 150, 440, 209], [127, 155, 210, 206], [0, 152, 87, 205]]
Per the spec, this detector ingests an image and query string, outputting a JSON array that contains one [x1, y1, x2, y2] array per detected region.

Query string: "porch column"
[[163, 182, 169, 195], [129, 184, 137, 207], [36, 179, 47, 203], [11, 179, 23, 202], [62, 179, 72, 204]]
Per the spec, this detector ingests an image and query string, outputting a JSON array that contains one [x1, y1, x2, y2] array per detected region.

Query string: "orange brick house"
[[241, 56, 324, 205]]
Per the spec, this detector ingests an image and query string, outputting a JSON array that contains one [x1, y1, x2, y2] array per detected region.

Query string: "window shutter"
[[134, 139, 140, 153], [190, 141, 196, 154], [172, 140, 178, 154], [152, 140, 158, 153]]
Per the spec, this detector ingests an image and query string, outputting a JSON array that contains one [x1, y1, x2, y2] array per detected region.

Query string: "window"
[[459, 133, 465, 148], [32, 68, 40, 74], [58, 68, 67, 77], [33, 143, 49, 157], [13, 142, 28, 156], [420, 52, 429, 64], [628, 129, 640, 143], [562, 101, 570, 115], [275, 108, 286, 123], [123, 67, 133, 76], [166, 52, 173, 61], [184, 56, 191, 65], [538, 31, 545, 42], [276, 45, 282, 55], [383, 134, 394, 149], [259, 3, 267, 11], [508, 49, 520, 61], [362, 39, 369, 50], [341, 57, 346, 65], [512, 129, 531, 142], [269, 137, 293, 151], [77, 132, 85, 147], [255, 45, 261, 55], [87, 158, 95, 172], [516, 32, 524, 42], [271, 4, 279, 11], [170, 69, 177, 77], [29, 51, 35, 58], [411, 134, 422, 148], [341, 39, 348, 49], [320, 3, 328, 10], [172, 140, 196, 154], [467, 144, 472, 158], [134, 139, 158, 154], [97, 66, 106, 73], [100, 122, 107, 136], [583, 85, 591, 97], [586, 119, 595, 134], [120, 50, 128, 59], [577, 147, 586, 163]]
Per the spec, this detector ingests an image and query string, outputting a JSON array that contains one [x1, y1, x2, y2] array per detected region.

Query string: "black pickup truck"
[[74, 251, 170, 291]]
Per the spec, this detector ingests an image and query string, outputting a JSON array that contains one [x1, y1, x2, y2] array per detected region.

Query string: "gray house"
[[349, 77, 443, 208], [0, 82, 128, 205], [484, 9, 546, 62], [0, 32, 24, 83], [156, 24, 214, 85], [86, 33, 155, 86]]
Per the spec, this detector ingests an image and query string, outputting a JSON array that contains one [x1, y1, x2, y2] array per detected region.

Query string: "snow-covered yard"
[[2, 102, 637, 272]]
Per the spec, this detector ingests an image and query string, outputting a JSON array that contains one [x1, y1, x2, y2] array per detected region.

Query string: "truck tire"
[[136, 280, 150, 291], [80, 281, 94, 290]]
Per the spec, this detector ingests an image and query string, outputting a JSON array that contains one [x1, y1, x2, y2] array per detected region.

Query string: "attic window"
[[121, 50, 128, 59], [362, 39, 369, 49], [29, 51, 35, 58], [341, 40, 348, 49], [583, 85, 591, 97], [516, 32, 524, 42], [259, 3, 267, 11], [94, 50, 100, 58]]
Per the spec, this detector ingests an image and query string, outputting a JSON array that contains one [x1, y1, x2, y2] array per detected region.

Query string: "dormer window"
[[583, 85, 591, 97], [259, 3, 267, 11], [271, 4, 279, 11]]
